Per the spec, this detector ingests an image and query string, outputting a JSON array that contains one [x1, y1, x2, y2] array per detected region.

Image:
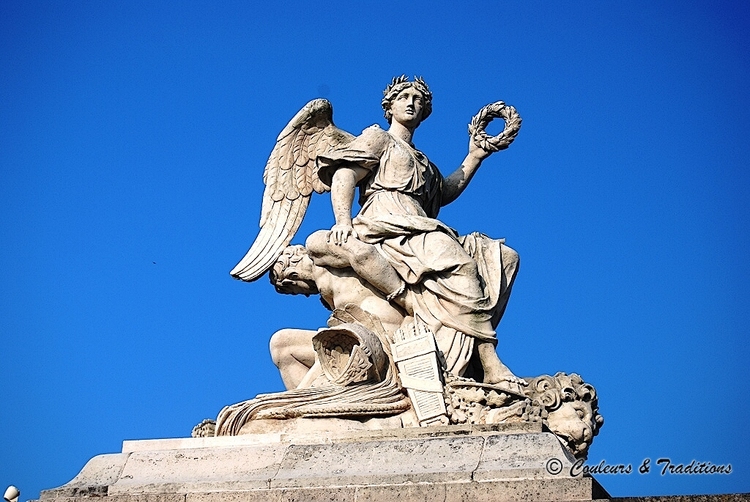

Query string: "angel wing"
[[230, 99, 354, 281]]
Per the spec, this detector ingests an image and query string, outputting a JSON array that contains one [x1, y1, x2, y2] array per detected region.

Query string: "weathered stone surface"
[[474, 432, 579, 481], [271, 435, 485, 488], [110, 444, 286, 494], [39, 425, 610, 502], [40, 454, 129, 498], [39, 425, 748, 502]]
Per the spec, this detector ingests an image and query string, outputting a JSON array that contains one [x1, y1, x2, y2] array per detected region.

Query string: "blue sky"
[[1, 1, 749, 498]]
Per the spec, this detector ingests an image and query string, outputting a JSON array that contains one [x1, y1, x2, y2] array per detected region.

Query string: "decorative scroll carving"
[[391, 318, 448, 426]]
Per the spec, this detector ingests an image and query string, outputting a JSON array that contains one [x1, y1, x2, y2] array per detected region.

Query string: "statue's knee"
[[305, 231, 328, 257], [269, 329, 293, 367]]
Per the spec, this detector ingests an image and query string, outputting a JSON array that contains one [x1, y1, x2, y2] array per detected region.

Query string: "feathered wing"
[[230, 99, 354, 281]]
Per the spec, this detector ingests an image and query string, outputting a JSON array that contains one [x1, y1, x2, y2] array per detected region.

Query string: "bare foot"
[[477, 341, 527, 386]]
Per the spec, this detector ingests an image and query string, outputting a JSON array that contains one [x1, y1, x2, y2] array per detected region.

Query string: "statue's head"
[[527, 372, 604, 459], [382, 75, 433, 125], [269, 245, 319, 296]]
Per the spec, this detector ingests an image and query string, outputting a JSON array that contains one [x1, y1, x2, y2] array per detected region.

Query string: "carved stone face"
[[390, 88, 424, 128], [545, 400, 596, 457], [273, 253, 319, 296]]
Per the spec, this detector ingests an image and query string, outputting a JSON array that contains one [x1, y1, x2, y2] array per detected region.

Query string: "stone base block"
[[40, 423, 610, 502]]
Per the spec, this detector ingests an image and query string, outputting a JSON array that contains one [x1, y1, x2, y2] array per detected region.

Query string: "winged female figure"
[[231, 76, 523, 385]]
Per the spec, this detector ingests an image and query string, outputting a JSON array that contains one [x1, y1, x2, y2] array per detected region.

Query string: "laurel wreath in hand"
[[468, 101, 522, 153]]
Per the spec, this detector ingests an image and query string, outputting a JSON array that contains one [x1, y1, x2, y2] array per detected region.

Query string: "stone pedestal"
[[40, 422, 610, 502]]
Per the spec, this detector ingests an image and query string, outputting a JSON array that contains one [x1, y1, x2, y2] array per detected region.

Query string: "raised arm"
[[441, 140, 492, 206]]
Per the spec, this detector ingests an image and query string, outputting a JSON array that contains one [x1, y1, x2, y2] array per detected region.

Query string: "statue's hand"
[[328, 224, 358, 246], [468, 137, 493, 162]]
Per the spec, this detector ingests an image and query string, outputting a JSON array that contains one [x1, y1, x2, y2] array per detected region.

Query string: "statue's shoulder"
[[355, 124, 391, 150], [360, 124, 389, 139]]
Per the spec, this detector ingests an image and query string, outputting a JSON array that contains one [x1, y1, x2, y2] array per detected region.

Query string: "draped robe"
[[318, 125, 518, 376]]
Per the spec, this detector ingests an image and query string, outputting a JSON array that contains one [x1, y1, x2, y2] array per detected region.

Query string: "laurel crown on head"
[[381, 75, 433, 123]]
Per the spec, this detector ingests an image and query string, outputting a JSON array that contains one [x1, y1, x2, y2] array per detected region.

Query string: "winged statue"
[[230, 75, 528, 384], [207, 77, 603, 459]]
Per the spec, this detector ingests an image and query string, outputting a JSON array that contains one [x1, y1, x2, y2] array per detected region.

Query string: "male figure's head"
[[381, 75, 433, 127], [269, 245, 319, 296]]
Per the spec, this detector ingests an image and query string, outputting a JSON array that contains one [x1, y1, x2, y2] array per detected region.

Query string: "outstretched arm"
[[441, 140, 493, 206]]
